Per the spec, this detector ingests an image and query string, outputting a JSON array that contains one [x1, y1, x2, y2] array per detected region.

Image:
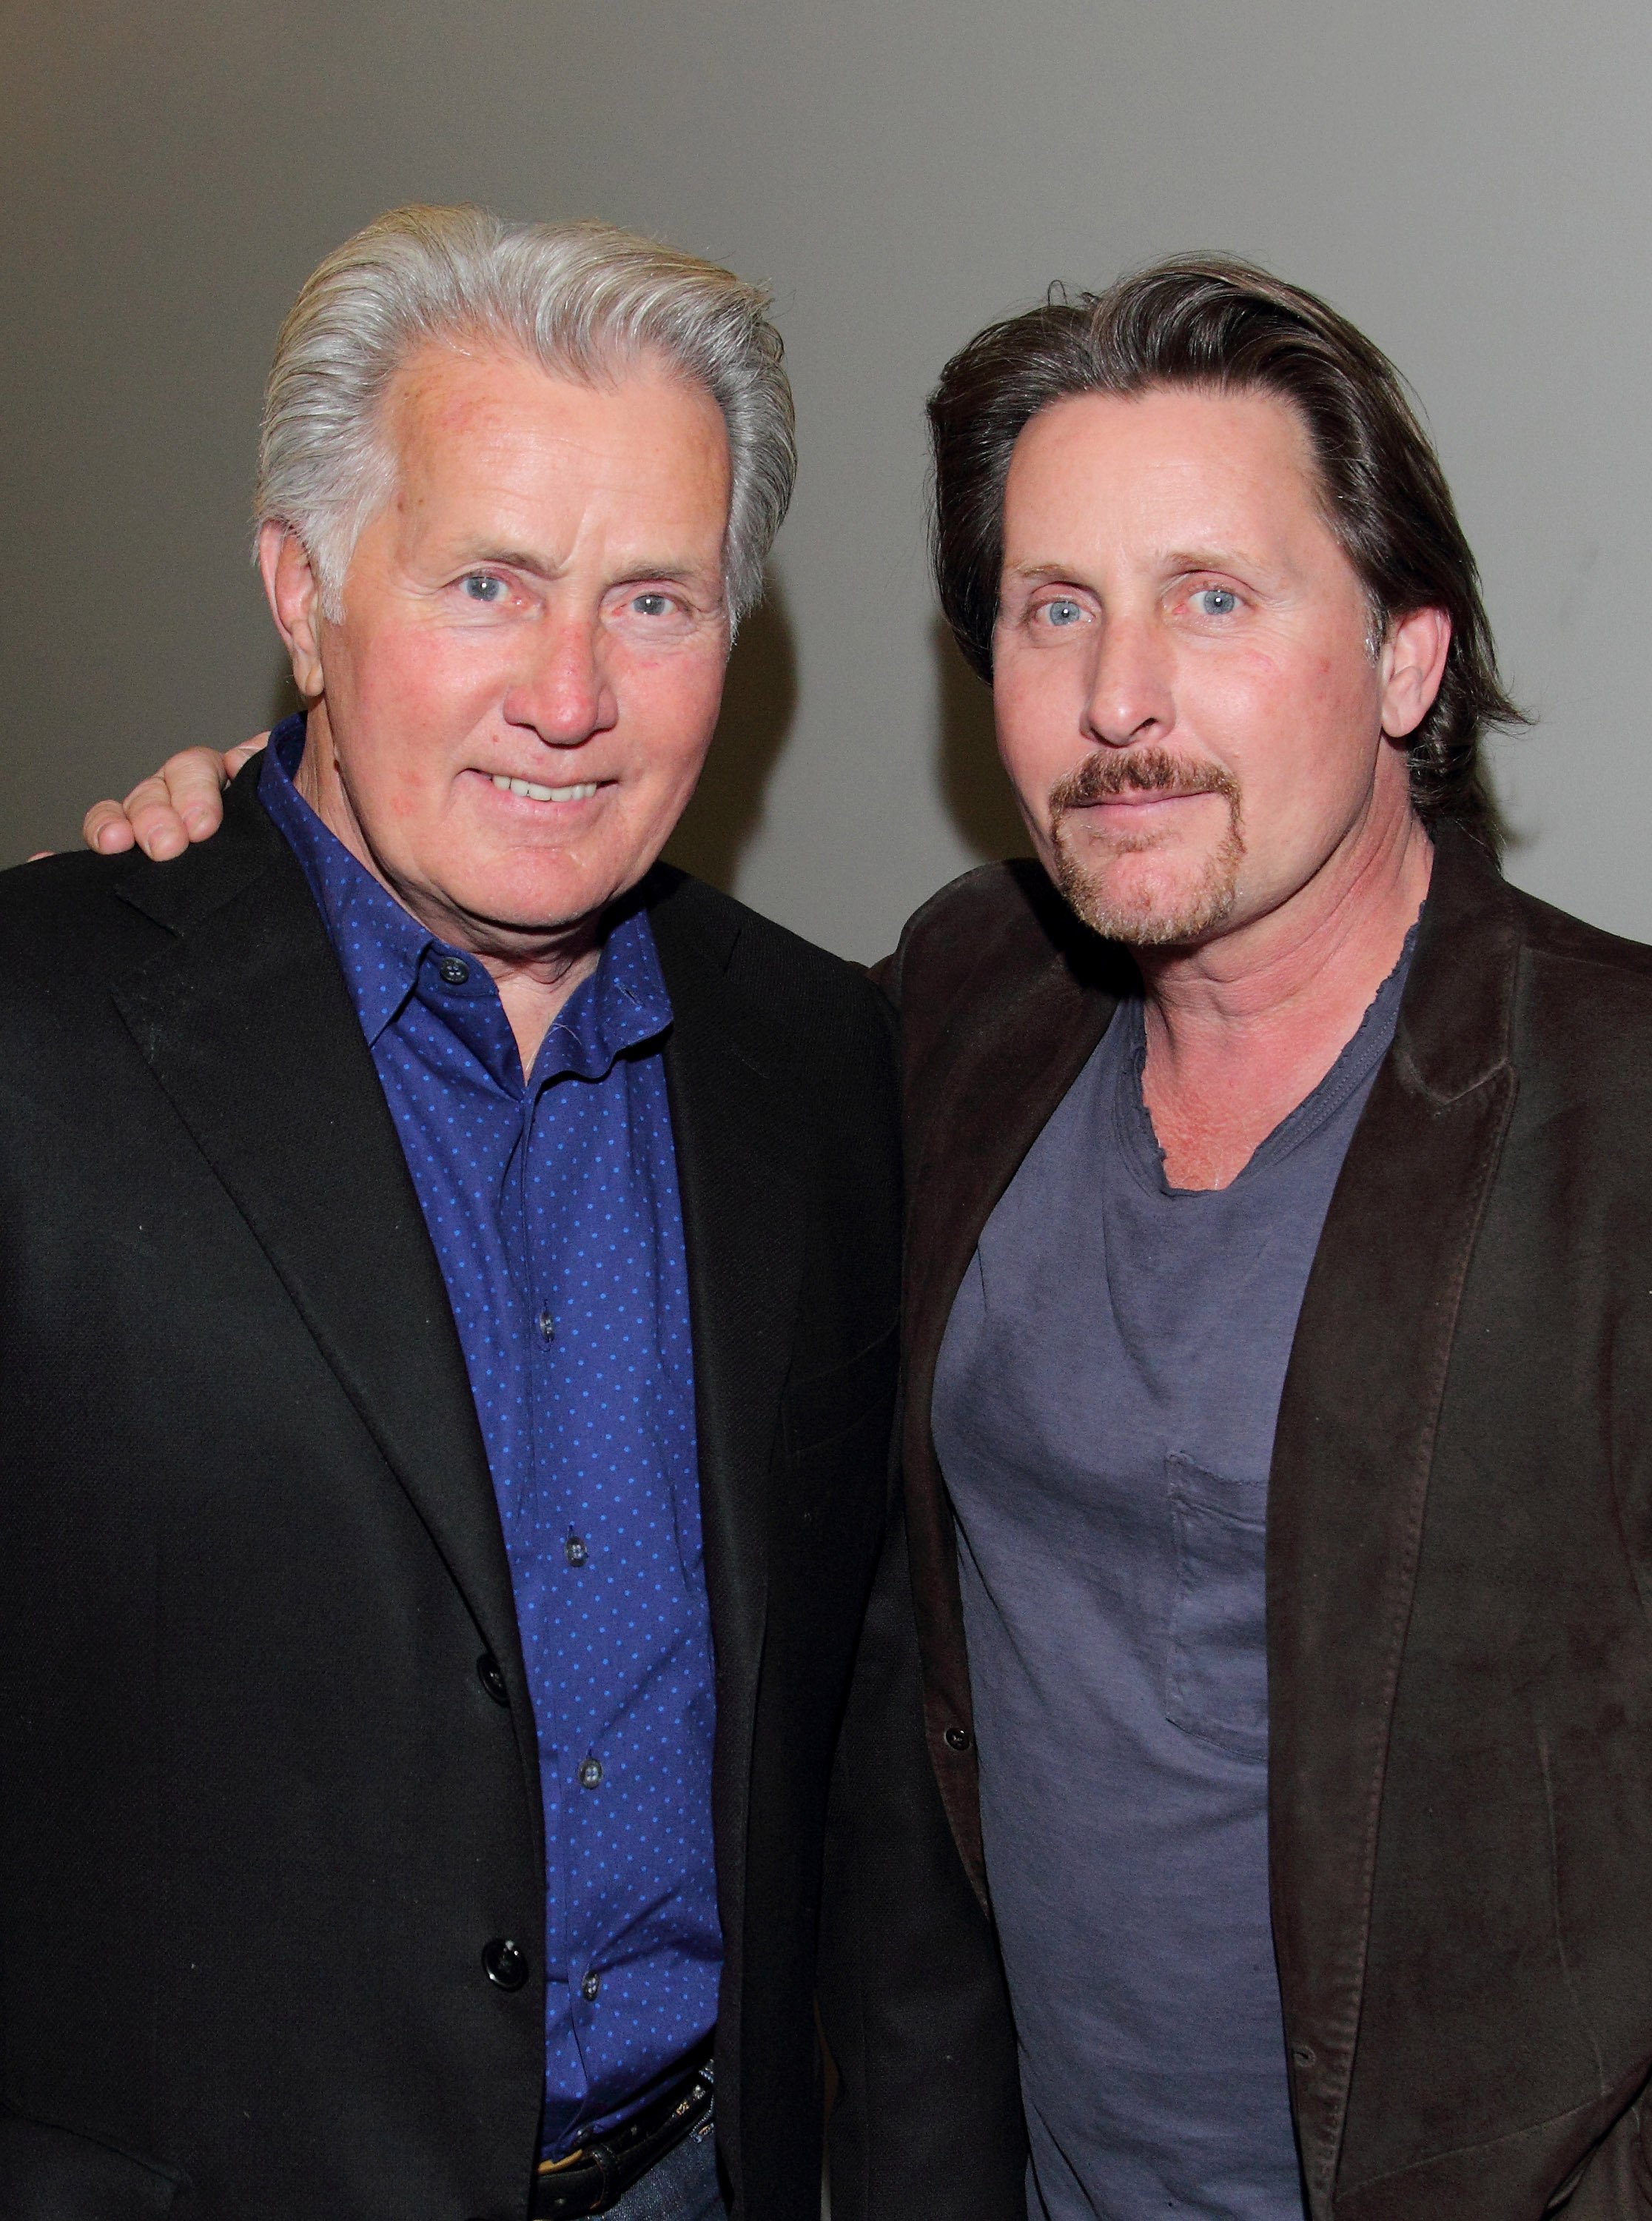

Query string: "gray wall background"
[[2, 0, 1648, 962]]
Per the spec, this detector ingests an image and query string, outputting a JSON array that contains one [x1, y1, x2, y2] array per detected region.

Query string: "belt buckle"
[[534, 2053, 713, 2217], [537, 2146, 592, 2177], [533, 2151, 611, 2221]]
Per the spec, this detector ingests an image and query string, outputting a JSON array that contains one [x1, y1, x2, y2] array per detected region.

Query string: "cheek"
[[352, 627, 492, 726], [332, 623, 498, 780], [1296, 649, 1387, 795], [992, 649, 1078, 795], [1217, 654, 1387, 851], [334, 629, 501, 820], [625, 651, 727, 794]]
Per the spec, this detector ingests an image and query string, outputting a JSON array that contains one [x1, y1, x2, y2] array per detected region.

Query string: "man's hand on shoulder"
[[81, 734, 269, 860]]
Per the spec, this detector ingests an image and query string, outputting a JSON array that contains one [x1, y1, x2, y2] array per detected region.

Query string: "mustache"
[[1050, 746, 1240, 814]]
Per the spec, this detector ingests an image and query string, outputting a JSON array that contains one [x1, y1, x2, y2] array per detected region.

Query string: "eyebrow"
[[1004, 549, 1260, 583], [1004, 562, 1081, 584], [460, 549, 710, 587], [1160, 547, 1254, 575]]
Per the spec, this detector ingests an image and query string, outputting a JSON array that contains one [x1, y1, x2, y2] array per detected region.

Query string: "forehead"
[[378, 341, 732, 547], [1001, 383, 1332, 561]]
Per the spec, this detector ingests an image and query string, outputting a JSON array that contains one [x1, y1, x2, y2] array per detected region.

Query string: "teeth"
[[490, 776, 599, 803]]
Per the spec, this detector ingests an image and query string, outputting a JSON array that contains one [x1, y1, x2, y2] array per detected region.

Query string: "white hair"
[[255, 203, 796, 624]]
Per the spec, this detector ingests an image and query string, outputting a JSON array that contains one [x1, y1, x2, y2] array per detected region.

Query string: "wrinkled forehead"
[[999, 378, 1359, 600], [1004, 382, 1328, 549], [371, 339, 734, 546]]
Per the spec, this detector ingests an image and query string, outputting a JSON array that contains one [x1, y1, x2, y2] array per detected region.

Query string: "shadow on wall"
[[665, 586, 798, 892], [267, 660, 304, 732], [933, 616, 1028, 862]]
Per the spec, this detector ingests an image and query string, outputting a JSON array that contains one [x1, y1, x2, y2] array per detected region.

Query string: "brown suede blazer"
[[825, 827, 1652, 2221]]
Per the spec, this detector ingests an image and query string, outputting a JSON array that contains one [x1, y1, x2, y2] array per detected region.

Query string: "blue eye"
[[1191, 586, 1238, 617], [462, 573, 506, 602], [631, 592, 673, 617], [1042, 597, 1085, 628]]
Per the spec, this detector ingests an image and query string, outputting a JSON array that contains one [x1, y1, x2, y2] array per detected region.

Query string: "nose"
[[502, 612, 619, 747], [1081, 612, 1174, 751]]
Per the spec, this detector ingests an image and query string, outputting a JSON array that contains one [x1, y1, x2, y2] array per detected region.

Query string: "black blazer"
[[0, 766, 901, 2221]]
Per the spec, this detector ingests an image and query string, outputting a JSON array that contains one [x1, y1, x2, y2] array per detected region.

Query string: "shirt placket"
[[524, 1071, 611, 2046]]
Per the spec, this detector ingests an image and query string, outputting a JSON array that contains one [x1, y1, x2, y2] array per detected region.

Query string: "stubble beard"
[[1048, 745, 1246, 948]]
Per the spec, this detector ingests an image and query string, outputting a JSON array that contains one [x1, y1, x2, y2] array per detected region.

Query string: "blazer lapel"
[[648, 875, 808, 1869], [108, 783, 531, 1763], [1267, 832, 1521, 2211]]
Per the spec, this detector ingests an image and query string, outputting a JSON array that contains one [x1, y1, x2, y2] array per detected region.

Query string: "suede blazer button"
[[944, 1724, 973, 1752], [483, 1937, 528, 1991]]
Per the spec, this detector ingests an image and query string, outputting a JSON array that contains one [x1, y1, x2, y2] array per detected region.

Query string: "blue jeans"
[[606, 2116, 725, 2221]]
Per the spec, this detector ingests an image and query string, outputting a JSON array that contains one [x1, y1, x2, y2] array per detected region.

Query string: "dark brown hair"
[[928, 255, 1521, 854]]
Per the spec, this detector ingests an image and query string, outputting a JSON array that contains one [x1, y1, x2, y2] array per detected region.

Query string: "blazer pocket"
[[0, 2109, 183, 2217], [1164, 1452, 1270, 1763], [781, 1324, 899, 1464]]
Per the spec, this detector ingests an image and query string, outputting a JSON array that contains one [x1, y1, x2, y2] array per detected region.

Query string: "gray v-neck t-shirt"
[[933, 939, 1413, 2219]]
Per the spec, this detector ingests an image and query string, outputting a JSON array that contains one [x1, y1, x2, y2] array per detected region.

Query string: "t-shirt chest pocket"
[[1163, 1450, 1270, 1763]]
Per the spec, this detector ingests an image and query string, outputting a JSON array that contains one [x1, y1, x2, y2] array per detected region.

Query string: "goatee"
[[1049, 745, 1245, 947]]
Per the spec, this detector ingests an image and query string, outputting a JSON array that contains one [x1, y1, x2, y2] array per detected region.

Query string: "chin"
[[1052, 840, 1242, 950], [440, 862, 611, 939]]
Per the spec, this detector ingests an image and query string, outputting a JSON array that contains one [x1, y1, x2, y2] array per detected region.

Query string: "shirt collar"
[[258, 713, 672, 1087]]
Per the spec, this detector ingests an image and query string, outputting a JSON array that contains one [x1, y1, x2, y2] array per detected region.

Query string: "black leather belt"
[[532, 2054, 714, 2219]]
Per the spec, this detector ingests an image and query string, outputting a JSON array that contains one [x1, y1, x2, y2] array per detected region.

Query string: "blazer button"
[[944, 1724, 973, 1752], [477, 1654, 509, 1706], [483, 1937, 528, 1991]]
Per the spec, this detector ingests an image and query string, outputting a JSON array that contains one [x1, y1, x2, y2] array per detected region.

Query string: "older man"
[[1, 205, 903, 2221]]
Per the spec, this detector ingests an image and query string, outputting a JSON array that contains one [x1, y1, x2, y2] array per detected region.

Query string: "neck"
[[295, 702, 602, 1076], [1134, 800, 1432, 1190]]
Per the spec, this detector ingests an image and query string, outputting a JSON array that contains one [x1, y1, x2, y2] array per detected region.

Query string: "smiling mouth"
[[488, 774, 602, 804]]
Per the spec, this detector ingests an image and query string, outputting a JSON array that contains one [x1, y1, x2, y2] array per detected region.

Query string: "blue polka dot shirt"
[[259, 720, 720, 2154]]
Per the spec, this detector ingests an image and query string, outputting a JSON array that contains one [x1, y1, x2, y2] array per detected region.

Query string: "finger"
[[117, 772, 192, 862], [82, 801, 138, 856], [144, 747, 233, 852], [158, 739, 261, 843], [223, 731, 271, 780]]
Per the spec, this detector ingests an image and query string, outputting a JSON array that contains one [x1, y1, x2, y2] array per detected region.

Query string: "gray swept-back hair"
[[255, 204, 795, 626]]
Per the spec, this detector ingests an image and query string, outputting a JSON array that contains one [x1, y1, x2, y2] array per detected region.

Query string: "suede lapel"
[[107, 774, 540, 1821], [903, 917, 1118, 1895], [1267, 831, 1521, 2210]]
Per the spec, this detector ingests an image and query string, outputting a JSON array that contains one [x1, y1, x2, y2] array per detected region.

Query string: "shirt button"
[[565, 1534, 588, 1567], [580, 1971, 601, 2001], [537, 1310, 556, 1341], [437, 957, 470, 986], [579, 1757, 603, 1789], [482, 1937, 528, 1991], [476, 1653, 508, 1706], [944, 1724, 973, 1752]]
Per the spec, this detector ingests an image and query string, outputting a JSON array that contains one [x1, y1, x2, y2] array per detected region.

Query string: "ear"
[[1379, 605, 1451, 740], [258, 520, 327, 700]]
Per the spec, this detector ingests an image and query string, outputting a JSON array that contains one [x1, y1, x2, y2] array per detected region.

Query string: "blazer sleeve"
[[819, 1501, 1027, 2221]]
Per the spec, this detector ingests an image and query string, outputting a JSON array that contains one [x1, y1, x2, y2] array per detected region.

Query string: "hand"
[[81, 734, 270, 860]]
